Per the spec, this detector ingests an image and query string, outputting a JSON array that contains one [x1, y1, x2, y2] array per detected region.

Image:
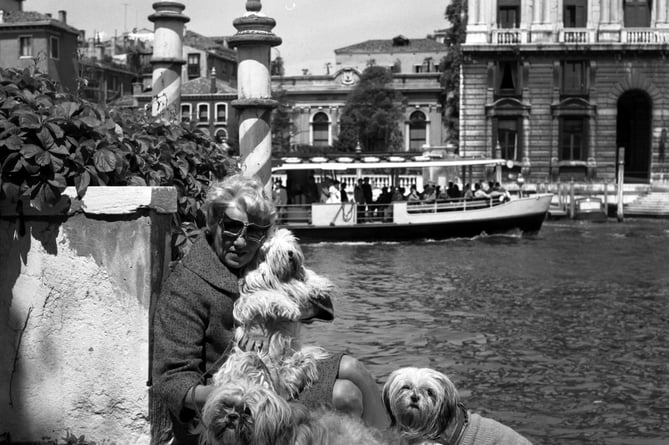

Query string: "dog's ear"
[[382, 374, 397, 427], [433, 370, 459, 428]]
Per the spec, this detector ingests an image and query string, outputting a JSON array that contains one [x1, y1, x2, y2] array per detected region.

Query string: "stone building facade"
[[461, 0, 669, 185], [274, 36, 448, 153]]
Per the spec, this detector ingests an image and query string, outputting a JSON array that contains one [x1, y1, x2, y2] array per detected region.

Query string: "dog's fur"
[[210, 229, 336, 399], [202, 229, 340, 444], [383, 367, 533, 445], [202, 380, 390, 445]]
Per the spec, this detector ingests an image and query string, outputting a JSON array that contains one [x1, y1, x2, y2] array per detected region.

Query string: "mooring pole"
[[228, 0, 282, 194], [148, 2, 189, 119], [617, 146, 625, 222], [494, 141, 502, 185]]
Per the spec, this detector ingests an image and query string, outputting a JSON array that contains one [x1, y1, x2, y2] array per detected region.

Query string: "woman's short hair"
[[204, 174, 276, 233]]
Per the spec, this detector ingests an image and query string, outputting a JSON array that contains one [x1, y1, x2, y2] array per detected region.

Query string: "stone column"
[[532, 0, 542, 24], [521, 114, 531, 177], [148, 2, 189, 119], [466, 0, 488, 43], [228, 0, 282, 192]]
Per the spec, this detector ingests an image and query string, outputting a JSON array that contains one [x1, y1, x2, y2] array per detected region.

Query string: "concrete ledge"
[[0, 187, 177, 217]]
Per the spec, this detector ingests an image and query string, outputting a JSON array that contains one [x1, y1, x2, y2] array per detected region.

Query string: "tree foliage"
[[439, 0, 468, 145], [335, 66, 404, 152], [270, 57, 295, 154], [0, 66, 236, 261]]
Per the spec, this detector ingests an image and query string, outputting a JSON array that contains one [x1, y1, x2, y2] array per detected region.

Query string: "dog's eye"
[[426, 389, 435, 399], [401, 385, 411, 391]]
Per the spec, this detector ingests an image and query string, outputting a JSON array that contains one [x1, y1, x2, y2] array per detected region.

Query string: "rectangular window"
[[497, 61, 519, 95], [498, 0, 521, 28], [560, 117, 586, 161], [187, 53, 200, 78], [562, 61, 587, 95], [181, 104, 192, 122], [50, 36, 60, 59], [564, 0, 587, 27], [497, 118, 520, 161], [215, 103, 227, 122], [19, 36, 33, 58], [198, 104, 209, 123], [624, 0, 651, 27]]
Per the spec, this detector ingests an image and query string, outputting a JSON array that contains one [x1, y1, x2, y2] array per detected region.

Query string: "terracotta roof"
[[335, 37, 446, 54], [0, 10, 80, 34], [181, 77, 237, 95]]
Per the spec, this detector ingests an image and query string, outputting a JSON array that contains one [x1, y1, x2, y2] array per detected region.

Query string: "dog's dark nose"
[[410, 393, 419, 403]]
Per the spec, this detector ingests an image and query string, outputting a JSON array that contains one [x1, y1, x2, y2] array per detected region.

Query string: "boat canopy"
[[272, 158, 507, 172]]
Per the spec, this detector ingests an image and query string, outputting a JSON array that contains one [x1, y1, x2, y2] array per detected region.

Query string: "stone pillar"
[[598, 0, 621, 42], [466, 0, 488, 44], [228, 0, 282, 192], [521, 114, 531, 177], [148, 2, 189, 119], [587, 114, 597, 180], [532, 0, 542, 24]]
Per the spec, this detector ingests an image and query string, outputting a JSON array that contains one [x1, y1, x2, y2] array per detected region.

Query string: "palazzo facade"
[[461, 0, 669, 185]]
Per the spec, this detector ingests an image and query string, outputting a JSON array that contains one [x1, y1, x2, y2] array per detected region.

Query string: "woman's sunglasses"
[[219, 215, 270, 243]]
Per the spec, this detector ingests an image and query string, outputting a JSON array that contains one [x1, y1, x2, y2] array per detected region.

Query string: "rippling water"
[[301, 219, 669, 445]]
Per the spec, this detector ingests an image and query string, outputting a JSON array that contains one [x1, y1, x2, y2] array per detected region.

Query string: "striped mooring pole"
[[148, 2, 189, 119], [228, 0, 282, 193]]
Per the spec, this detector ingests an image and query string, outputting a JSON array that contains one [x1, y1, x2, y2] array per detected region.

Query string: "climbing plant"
[[439, 0, 468, 146], [0, 66, 236, 260]]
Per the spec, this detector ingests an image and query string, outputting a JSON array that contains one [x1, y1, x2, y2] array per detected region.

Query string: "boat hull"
[[280, 194, 553, 242]]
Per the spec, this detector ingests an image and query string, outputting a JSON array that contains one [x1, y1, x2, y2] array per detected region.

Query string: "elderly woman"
[[152, 174, 388, 445]]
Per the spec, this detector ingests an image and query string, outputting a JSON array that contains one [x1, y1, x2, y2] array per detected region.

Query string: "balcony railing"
[[482, 27, 669, 45], [492, 29, 528, 44], [559, 29, 592, 43], [622, 28, 669, 43]]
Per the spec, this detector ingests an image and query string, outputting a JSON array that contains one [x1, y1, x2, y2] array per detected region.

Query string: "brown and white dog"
[[202, 381, 391, 445], [383, 367, 534, 445]]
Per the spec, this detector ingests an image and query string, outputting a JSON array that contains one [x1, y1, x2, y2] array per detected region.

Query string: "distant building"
[[0, 7, 79, 92], [334, 35, 446, 74], [135, 68, 237, 143], [183, 31, 237, 86], [461, 0, 669, 186], [272, 35, 448, 154], [272, 67, 445, 152]]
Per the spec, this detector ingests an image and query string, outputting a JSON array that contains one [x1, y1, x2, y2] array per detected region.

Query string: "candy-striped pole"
[[228, 0, 282, 194], [148, 2, 189, 120]]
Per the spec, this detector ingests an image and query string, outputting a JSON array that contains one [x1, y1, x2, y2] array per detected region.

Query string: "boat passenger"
[[327, 179, 342, 204], [353, 179, 366, 221], [474, 182, 491, 199], [340, 181, 349, 203], [463, 183, 474, 200], [407, 184, 420, 202]]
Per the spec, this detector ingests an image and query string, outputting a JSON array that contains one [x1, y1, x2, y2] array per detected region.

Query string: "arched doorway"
[[617, 90, 652, 182]]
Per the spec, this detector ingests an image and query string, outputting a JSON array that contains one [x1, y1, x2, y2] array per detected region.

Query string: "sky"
[[24, 0, 450, 75]]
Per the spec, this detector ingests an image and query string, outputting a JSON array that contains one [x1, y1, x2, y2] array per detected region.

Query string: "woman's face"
[[211, 202, 270, 270]]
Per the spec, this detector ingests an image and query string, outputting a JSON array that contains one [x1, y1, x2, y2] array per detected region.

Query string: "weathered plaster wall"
[[0, 187, 174, 444]]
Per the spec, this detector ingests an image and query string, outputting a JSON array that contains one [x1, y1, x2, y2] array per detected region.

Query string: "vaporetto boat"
[[271, 156, 553, 242]]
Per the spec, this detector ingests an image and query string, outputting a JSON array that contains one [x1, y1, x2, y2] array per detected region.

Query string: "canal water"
[[301, 219, 669, 445]]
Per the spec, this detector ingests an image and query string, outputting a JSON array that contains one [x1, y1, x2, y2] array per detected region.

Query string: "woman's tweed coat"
[[151, 235, 239, 444]]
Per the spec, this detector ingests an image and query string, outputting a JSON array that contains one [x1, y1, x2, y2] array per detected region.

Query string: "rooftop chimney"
[[210, 67, 217, 93], [58, 10, 66, 24]]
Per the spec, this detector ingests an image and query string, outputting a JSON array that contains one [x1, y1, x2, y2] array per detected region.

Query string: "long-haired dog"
[[202, 382, 390, 445], [208, 228, 335, 402], [383, 367, 533, 445]]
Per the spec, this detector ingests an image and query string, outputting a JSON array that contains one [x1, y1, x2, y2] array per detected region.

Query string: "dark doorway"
[[617, 90, 652, 182]]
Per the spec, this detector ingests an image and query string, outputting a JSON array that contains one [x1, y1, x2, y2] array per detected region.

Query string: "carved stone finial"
[[246, 0, 262, 12]]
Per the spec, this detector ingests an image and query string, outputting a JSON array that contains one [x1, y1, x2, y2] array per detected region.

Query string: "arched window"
[[409, 111, 427, 150], [215, 128, 228, 143], [311, 112, 330, 146]]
